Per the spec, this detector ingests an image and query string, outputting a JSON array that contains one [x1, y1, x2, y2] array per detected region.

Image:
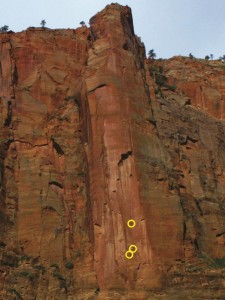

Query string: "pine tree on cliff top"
[[148, 49, 156, 59], [40, 20, 46, 28], [0, 25, 9, 33]]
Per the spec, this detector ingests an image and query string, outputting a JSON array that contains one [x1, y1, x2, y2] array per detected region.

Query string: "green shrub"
[[165, 84, 176, 92], [148, 49, 156, 59], [149, 66, 158, 76], [155, 74, 167, 86], [219, 55, 225, 62], [6, 288, 23, 299], [0, 25, 9, 33], [65, 261, 74, 270], [76, 171, 85, 177], [1, 260, 18, 267], [19, 270, 35, 280], [158, 66, 164, 74], [19, 270, 30, 277], [40, 20, 46, 28], [210, 257, 225, 269], [20, 255, 31, 261], [199, 253, 225, 269], [33, 265, 46, 274]]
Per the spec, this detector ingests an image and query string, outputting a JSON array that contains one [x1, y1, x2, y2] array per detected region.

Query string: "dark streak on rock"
[[51, 138, 64, 155], [4, 101, 12, 127], [118, 151, 132, 166], [49, 181, 63, 189]]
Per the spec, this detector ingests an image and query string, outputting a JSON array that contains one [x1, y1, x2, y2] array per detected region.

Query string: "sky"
[[1, 0, 225, 59]]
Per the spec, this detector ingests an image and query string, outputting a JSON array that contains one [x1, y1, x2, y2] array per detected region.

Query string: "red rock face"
[[163, 56, 225, 119], [86, 5, 184, 291], [0, 27, 97, 299], [0, 3, 225, 300]]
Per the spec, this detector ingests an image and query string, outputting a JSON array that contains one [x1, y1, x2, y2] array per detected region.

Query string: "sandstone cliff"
[[0, 3, 225, 299]]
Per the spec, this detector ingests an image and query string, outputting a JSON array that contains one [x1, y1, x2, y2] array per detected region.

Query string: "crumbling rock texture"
[[0, 3, 225, 299]]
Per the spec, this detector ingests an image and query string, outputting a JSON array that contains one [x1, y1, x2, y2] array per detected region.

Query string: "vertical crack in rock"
[[3, 100, 12, 127], [12, 64, 18, 85]]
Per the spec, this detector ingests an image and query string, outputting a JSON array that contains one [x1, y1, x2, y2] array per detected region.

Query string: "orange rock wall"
[[0, 4, 225, 300], [86, 4, 170, 290], [0, 27, 97, 299], [163, 56, 225, 119]]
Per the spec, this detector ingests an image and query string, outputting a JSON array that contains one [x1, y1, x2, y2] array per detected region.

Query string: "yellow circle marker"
[[125, 250, 134, 259], [127, 219, 136, 228], [129, 244, 138, 253]]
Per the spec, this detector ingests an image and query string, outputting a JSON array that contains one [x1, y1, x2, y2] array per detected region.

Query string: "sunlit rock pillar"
[[85, 4, 180, 290]]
